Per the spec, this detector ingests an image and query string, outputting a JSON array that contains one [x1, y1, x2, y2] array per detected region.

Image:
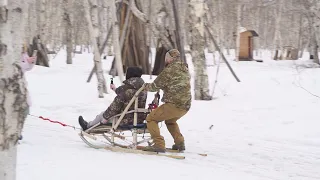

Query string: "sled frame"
[[79, 85, 152, 149]]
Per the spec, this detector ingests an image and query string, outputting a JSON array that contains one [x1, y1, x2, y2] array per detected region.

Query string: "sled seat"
[[117, 123, 147, 130], [88, 122, 148, 134]]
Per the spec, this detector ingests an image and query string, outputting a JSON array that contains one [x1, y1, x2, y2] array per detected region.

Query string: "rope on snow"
[[28, 114, 81, 130]]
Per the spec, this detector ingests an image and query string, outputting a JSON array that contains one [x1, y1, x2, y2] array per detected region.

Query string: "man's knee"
[[146, 113, 156, 123], [165, 120, 177, 125], [146, 115, 152, 122]]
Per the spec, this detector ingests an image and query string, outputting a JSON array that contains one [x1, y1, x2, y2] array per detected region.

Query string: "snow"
[[17, 49, 320, 180]]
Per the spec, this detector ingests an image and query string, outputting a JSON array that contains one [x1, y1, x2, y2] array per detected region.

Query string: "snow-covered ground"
[[17, 49, 320, 180]]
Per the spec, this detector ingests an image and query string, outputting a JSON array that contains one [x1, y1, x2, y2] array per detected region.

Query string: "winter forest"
[[1, 0, 320, 180]]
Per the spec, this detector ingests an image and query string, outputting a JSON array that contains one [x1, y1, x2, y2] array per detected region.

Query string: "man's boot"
[[142, 145, 166, 153], [172, 142, 185, 151]]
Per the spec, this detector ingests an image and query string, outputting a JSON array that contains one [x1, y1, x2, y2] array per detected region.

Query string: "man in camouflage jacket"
[[143, 49, 192, 152], [78, 67, 147, 131]]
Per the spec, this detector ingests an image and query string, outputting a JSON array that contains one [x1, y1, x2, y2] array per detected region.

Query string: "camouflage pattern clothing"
[[103, 77, 147, 126], [145, 60, 192, 111]]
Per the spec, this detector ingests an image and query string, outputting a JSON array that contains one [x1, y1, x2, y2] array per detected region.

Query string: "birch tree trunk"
[[38, 0, 47, 45], [189, 0, 212, 100], [0, 0, 29, 179], [308, 15, 319, 64], [83, 0, 105, 98], [106, 5, 113, 56], [304, 0, 320, 64], [110, 0, 124, 82], [273, 0, 283, 60], [63, 0, 72, 64], [297, 14, 303, 58], [235, 1, 243, 61]]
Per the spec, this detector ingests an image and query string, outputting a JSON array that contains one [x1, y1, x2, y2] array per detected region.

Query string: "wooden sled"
[[78, 85, 186, 159]]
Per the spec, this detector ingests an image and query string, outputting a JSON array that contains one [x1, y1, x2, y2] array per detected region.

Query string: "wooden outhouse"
[[239, 30, 259, 61]]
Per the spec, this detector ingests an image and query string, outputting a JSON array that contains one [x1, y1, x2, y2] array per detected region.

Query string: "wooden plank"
[[104, 146, 185, 159], [136, 146, 208, 157]]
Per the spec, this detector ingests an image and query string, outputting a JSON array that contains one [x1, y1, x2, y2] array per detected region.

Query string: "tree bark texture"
[[63, 0, 72, 64], [235, 1, 242, 61], [110, 0, 125, 82], [0, 0, 29, 179], [110, 1, 150, 76], [273, 0, 283, 60], [189, 0, 212, 100], [83, 0, 105, 98]]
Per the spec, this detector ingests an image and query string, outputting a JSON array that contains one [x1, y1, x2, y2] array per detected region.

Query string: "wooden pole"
[[171, 0, 186, 62], [132, 97, 138, 148], [205, 25, 241, 82]]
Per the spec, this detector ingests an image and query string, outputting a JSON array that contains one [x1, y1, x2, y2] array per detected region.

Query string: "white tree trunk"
[[308, 1, 319, 64], [297, 14, 303, 58], [0, 0, 29, 179], [273, 0, 283, 60], [189, 0, 212, 100], [89, 0, 99, 38], [83, 0, 105, 97], [106, 4, 113, 56], [235, 1, 242, 61], [110, 0, 124, 82], [37, 0, 47, 44], [204, 0, 216, 63], [217, 0, 224, 52], [63, 0, 72, 64]]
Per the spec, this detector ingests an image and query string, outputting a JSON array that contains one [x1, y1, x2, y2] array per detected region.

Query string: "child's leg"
[[87, 111, 105, 127]]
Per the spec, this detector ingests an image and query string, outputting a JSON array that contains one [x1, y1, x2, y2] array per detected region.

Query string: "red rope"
[[28, 114, 80, 130], [38, 116, 68, 126]]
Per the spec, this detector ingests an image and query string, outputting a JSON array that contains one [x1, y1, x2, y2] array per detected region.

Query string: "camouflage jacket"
[[145, 60, 192, 111], [103, 77, 147, 126]]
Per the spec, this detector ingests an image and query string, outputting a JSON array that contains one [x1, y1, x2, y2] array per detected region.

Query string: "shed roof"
[[240, 30, 259, 37], [247, 30, 259, 37]]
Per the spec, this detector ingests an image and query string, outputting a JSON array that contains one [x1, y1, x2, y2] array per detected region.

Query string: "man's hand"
[[110, 84, 116, 91]]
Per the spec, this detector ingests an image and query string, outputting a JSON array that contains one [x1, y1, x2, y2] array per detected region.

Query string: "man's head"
[[126, 66, 143, 80], [165, 49, 180, 65]]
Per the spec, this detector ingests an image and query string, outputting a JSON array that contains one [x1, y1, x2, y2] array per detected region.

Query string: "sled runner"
[[79, 85, 186, 159]]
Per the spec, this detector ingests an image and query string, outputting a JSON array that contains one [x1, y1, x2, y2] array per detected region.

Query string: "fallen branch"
[[293, 61, 320, 99], [295, 83, 320, 98]]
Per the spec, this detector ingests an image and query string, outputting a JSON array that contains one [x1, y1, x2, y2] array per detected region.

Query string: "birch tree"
[[37, 0, 47, 45], [110, 0, 124, 82], [235, 1, 243, 61], [273, 0, 284, 60], [302, 0, 320, 64], [83, 0, 106, 97], [0, 0, 29, 179], [188, 0, 212, 100], [63, 0, 72, 64]]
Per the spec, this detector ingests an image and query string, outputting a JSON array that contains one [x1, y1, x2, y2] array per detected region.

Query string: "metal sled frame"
[[79, 85, 153, 149]]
